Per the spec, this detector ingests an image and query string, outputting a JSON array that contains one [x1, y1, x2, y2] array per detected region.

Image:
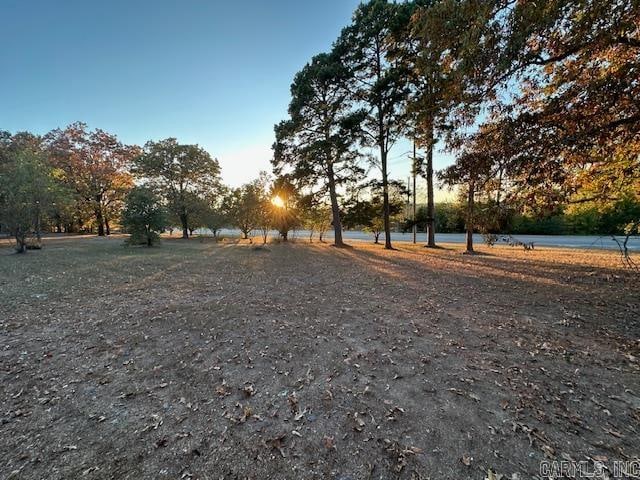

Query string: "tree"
[[343, 180, 405, 244], [270, 177, 300, 242], [102, 173, 134, 235], [0, 149, 59, 253], [439, 126, 505, 254], [122, 187, 166, 247], [390, 0, 470, 248], [337, 0, 412, 249], [46, 122, 137, 236], [226, 182, 263, 240], [273, 49, 365, 247], [299, 196, 332, 243], [182, 188, 230, 239], [134, 138, 221, 239], [253, 172, 274, 244], [411, 0, 639, 233], [344, 197, 385, 244], [200, 187, 230, 239]]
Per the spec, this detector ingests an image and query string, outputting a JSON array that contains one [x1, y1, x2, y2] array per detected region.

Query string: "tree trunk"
[[35, 205, 42, 244], [94, 194, 105, 236], [95, 211, 105, 236], [282, 231, 288, 242], [15, 230, 27, 253], [374, 44, 392, 250], [381, 148, 392, 250], [412, 141, 417, 244], [327, 164, 345, 247], [374, 232, 380, 244], [105, 217, 111, 236], [180, 212, 189, 239], [465, 180, 475, 254], [426, 129, 436, 248]]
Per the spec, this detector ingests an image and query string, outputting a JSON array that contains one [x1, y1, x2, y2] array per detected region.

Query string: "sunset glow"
[[271, 195, 285, 208]]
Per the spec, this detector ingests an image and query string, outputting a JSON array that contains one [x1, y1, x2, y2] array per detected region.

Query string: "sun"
[[271, 195, 285, 208]]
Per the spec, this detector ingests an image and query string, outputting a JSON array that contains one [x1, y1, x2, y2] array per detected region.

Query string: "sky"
[[1, 0, 454, 200]]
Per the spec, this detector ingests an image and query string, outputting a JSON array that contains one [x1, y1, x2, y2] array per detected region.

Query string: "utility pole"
[[412, 141, 417, 244]]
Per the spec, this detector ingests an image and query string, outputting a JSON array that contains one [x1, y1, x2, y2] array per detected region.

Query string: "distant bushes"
[[409, 199, 640, 236]]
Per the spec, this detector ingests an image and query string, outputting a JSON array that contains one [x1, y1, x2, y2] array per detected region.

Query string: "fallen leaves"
[[242, 383, 256, 397], [385, 405, 405, 421], [3, 238, 637, 479], [448, 387, 480, 402], [141, 414, 163, 432], [602, 426, 624, 438], [352, 412, 366, 432], [322, 435, 336, 450], [153, 437, 168, 449], [215, 380, 231, 396], [485, 468, 504, 480], [380, 439, 422, 473], [512, 422, 555, 458], [264, 432, 287, 457], [461, 453, 473, 466], [287, 392, 299, 413]]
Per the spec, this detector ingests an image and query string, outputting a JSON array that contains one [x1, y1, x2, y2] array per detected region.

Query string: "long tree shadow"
[[306, 242, 639, 339]]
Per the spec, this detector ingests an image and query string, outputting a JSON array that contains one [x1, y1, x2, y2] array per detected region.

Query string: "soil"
[[1, 235, 639, 479]]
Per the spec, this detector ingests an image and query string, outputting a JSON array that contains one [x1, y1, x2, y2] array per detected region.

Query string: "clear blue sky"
[[1, 0, 453, 198]]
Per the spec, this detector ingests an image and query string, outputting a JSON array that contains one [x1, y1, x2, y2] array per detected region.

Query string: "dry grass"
[[1, 235, 638, 479]]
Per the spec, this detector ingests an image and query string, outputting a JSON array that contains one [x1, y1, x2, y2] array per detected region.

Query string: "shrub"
[[122, 187, 166, 247]]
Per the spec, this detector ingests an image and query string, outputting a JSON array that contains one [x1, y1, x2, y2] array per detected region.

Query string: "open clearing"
[[1, 236, 639, 479]]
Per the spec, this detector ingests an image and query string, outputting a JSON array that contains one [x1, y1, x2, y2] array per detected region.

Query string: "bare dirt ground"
[[1, 235, 639, 480]]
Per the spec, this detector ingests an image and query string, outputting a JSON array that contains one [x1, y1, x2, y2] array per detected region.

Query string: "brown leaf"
[[287, 392, 299, 413], [264, 432, 287, 457], [242, 384, 255, 397], [322, 435, 336, 450]]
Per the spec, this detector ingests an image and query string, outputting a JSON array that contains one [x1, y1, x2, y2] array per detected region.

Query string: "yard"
[[1, 236, 638, 479]]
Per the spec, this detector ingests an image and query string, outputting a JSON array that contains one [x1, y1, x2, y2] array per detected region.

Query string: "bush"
[[122, 187, 166, 247]]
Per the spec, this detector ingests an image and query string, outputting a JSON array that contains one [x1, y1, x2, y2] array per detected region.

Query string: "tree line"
[[2, 0, 638, 253], [0, 123, 405, 251], [0, 124, 320, 251], [273, 0, 640, 253]]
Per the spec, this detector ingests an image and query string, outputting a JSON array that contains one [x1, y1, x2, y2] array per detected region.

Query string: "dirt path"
[[1, 237, 638, 479]]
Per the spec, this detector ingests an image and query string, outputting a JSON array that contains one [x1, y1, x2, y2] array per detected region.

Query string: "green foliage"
[[343, 181, 405, 243], [122, 187, 166, 247], [300, 199, 332, 242], [511, 198, 640, 236], [225, 182, 264, 239], [335, 0, 414, 248], [0, 149, 60, 253], [406, 203, 466, 234], [273, 49, 365, 246], [134, 138, 221, 238]]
